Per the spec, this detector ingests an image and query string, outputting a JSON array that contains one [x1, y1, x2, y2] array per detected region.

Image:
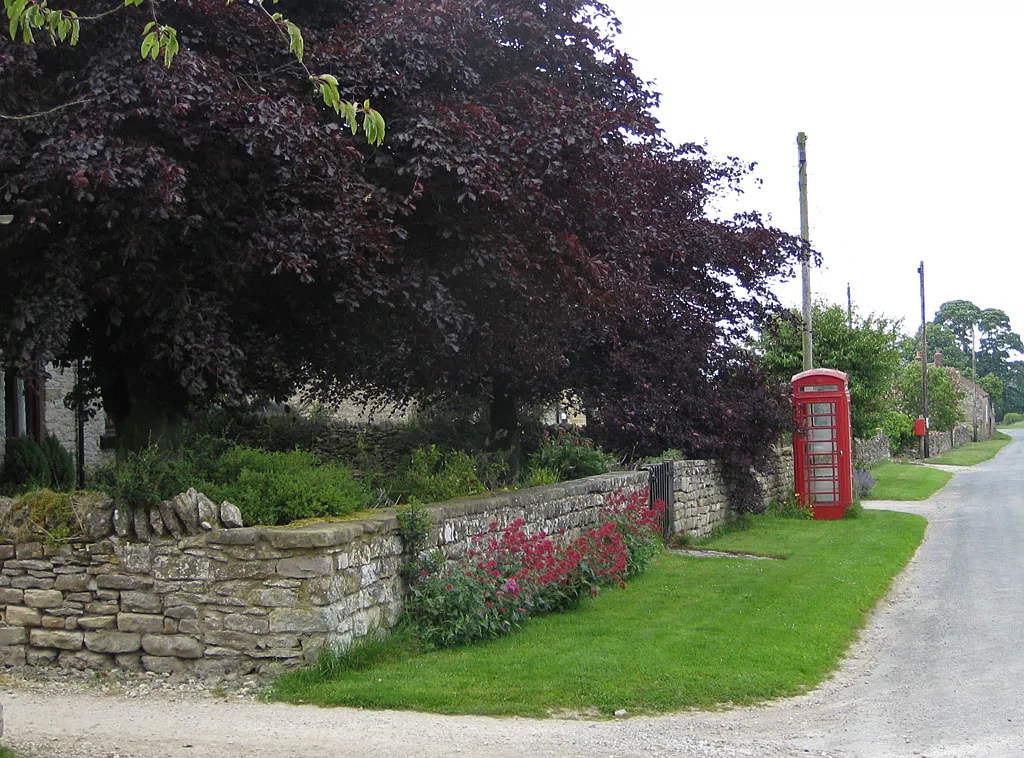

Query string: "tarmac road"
[[4, 432, 1023, 757]]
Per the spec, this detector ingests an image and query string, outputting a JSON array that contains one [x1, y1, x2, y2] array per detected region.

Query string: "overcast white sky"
[[603, 0, 1024, 339]]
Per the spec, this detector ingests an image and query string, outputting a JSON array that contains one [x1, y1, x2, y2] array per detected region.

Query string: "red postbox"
[[792, 369, 854, 520]]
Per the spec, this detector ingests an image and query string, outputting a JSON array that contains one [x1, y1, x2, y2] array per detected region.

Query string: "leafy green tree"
[[979, 373, 1005, 411], [897, 364, 964, 432], [754, 302, 902, 438], [900, 323, 967, 373], [933, 300, 1023, 380]]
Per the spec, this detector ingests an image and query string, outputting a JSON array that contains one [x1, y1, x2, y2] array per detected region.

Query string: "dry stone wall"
[[0, 452, 794, 677], [854, 430, 891, 466]]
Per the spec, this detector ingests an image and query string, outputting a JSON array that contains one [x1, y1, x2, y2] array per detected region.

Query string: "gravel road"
[[4, 432, 1023, 758]]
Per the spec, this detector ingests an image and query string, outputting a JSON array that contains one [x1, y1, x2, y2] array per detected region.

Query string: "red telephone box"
[[792, 369, 854, 520]]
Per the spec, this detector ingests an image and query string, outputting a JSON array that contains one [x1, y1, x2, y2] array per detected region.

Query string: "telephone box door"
[[792, 369, 853, 519]]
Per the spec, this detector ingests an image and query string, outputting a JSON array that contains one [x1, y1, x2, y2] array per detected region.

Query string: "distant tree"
[[754, 302, 902, 438], [933, 300, 1023, 380], [979, 373, 1005, 412], [897, 364, 964, 433], [900, 323, 967, 373]]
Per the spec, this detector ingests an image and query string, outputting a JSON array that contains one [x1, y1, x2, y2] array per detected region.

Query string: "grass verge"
[[270, 510, 924, 717], [866, 461, 952, 501], [925, 431, 1012, 466]]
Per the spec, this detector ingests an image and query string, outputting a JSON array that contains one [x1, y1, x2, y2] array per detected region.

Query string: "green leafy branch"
[[247, 0, 385, 146], [4, 0, 385, 145], [139, 19, 177, 67], [6, 0, 79, 45]]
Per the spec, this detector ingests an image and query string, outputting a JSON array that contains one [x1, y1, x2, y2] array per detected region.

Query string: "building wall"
[[0, 363, 107, 473]]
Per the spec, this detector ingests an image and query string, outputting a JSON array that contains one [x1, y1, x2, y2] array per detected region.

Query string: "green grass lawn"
[[270, 510, 924, 717], [925, 431, 1012, 466], [866, 460, 952, 501]]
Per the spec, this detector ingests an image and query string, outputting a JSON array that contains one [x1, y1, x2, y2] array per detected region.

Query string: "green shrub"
[[392, 445, 486, 504], [879, 411, 915, 455], [20, 487, 80, 544], [528, 427, 609, 482], [41, 434, 76, 491], [197, 445, 371, 526], [1002, 412, 1024, 426], [105, 445, 190, 510], [525, 467, 560, 488], [765, 491, 813, 520], [0, 436, 49, 493]]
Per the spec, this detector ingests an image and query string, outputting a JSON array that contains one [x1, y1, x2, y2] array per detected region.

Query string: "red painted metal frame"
[[791, 368, 854, 520]]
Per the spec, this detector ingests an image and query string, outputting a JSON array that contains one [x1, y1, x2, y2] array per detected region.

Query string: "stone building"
[[0, 362, 108, 474], [933, 350, 995, 440]]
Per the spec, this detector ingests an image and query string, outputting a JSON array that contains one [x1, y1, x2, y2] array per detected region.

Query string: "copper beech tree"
[[2, 0, 807, 499]]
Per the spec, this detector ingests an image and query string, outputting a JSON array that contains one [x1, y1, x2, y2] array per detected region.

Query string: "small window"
[[799, 384, 839, 393]]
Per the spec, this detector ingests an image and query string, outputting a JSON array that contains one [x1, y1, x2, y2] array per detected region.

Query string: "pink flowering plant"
[[404, 487, 665, 648]]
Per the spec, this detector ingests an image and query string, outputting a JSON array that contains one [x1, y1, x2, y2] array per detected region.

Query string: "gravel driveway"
[[4, 432, 1022, 758]]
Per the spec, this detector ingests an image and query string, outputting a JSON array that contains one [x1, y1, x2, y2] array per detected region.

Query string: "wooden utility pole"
[[972, 324, 978, 441], [919, 261, 929, 458], [798, 132, 813, 371], [847, 283, 853, 328]]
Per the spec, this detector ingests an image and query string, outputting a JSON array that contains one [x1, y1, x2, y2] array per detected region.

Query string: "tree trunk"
[[111, 397, 184, 460], [488, 382, 519, 450]]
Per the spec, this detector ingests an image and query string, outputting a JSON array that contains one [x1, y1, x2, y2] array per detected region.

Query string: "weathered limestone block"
[[0, 646, 26, 667], [133, 508, 152, 541], [224, 614, 270, 635], [276, 555, 332, 579], [7, 559, 52, 571], [112, 508, 133, 538], [96, 574, 152, 591], [5, 605, 42, 626], [149, 507, 168, 538], [117, 613, 165, 634], [0, 627, 28, 645], [220, 501, 244, 529], [141, 634, 202, 658], [158, 500, 185, 539], [142, 654, 188, 673], [178, 619, 200, 635], [29, 629, 83, 650], [76, 615, 117, 631], [196, 492, 222, 531], [11, 576, 54, 590], [85, 600, 118, 615], [84, 631, 142, 654], [164, 604, 198, 620], [268, 607, 332, 634], [172, 489, 202, 535], [26, 647, 58, 666], [22, 589, 63, 609], [152, 554, 210, 581], [120, 590, 162, 614], [41, 616, 65, 629], [16, 543, 43, 560], [54, 574, 90, 592], [253, 587, 298, 608], [115, 652, 144, 671], [0, 588, 24, 604], [208, 559, 277, 582], [59, 649, 115, 671]]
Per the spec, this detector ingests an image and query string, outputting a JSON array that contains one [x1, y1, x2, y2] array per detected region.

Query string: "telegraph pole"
[[919, 262, 929, 458], [847, 283, 853, 328], [972, 324, 978, 441], [798, 132, 813, 370]]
